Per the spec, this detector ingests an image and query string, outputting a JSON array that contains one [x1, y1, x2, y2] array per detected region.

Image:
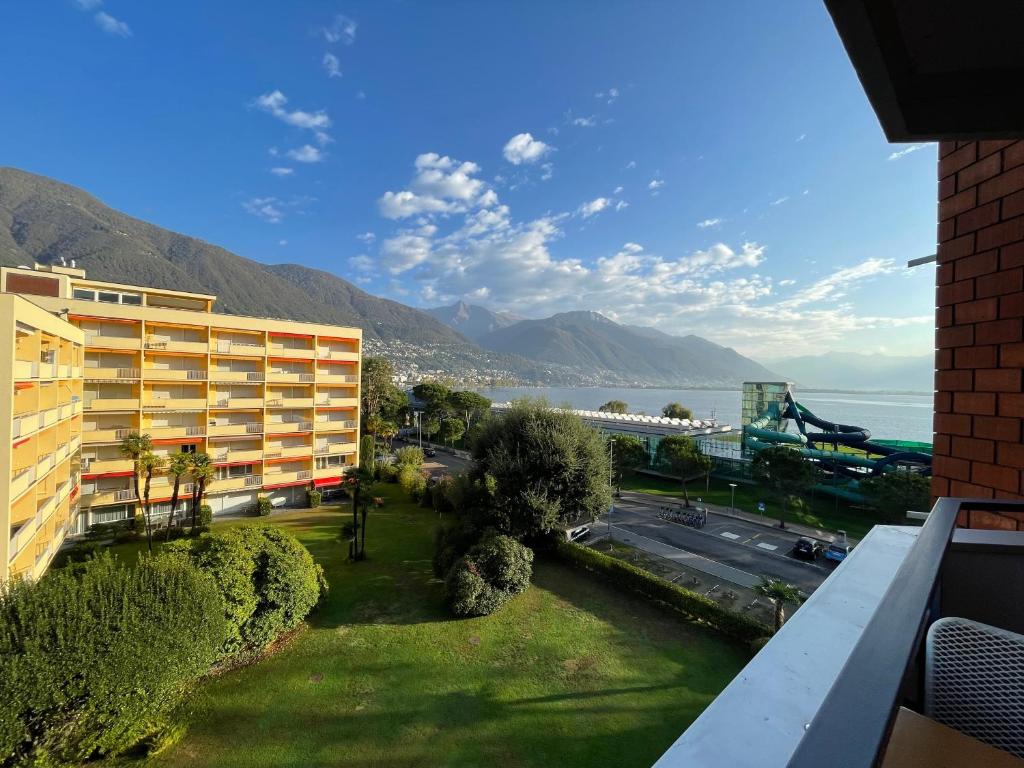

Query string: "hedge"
[[552, 541, 770, 642], [0, 553, 226, 765]]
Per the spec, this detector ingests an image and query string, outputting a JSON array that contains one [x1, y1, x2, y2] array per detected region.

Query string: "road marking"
[[720, 531, 740, 540], [757, 542, 779, 551]]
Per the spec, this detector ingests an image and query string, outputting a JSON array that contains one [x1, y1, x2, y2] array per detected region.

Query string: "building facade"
[[1, 264, 361, 563], [1, 293, 85, 581]]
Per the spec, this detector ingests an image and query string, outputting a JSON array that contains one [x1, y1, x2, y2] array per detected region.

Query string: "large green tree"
[[654, 435, 712, 508], [439, 418, 465, 447], [860, 470, 931, 523], [413, 382, 452, 415], [751, 446, 816, 529], [662, 402, 693, 420], [754, 577, 804, 632], [598, 400, 629, 414], [188, 453, 214, 532], [468, 400, 611, 539], [448, 390, 492, 434], [610, 434, 648, 494], [164, 451, 192, 541], [360, 357, 395, 422]]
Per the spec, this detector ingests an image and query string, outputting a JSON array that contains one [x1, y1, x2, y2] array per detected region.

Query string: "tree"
[[598, 400, 629, 414], [378, 421, 399, 451], [754, 577, 803, 631], [654, 435, 712, 508], [413, 381, 452, 413], [137, 450, 166, 553], [364, 413, 386, 440], [359, 434, 375, 472], [448, 390, 491, 434], [164, 451, 192, 541], [360, 357, 395, 422], [860, 470, 931, 523], [188, 453, 214, 532], [421, 414, 441, 441], [439, 418, 465, 446], [751, 446, 816, 529], [344, 464, 379, 561], [662, 402, 693, 420], [119, 431, 152, 529], [610, 434, 647, 494], [394, 445, 424, 470], [469, 399, 611, 539], [445, 534, 533, 617]]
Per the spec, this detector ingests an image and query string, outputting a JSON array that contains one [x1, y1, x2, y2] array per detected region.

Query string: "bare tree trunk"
[[143, 469, 154, 553], [774, 603, 785, 632], [166, 477, 180, 541], [360, 507, 367, 560], [681, 478, 691, 508]]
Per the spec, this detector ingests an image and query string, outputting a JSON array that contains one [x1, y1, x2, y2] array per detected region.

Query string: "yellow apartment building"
[[0, 293, 85, 581], [1, 263, 361, 552]]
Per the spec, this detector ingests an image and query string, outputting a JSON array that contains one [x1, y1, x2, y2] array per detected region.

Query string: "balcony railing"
[[659, 498, 1024, 768]]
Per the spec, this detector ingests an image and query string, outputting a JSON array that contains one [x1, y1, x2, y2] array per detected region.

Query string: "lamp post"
[[414, 411, 422, 448], [607, 438, 614, 544], [729, 482, 737, 515]]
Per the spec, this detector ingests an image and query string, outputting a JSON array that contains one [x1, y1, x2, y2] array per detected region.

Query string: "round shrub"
[[199, 503, 214, 528], [444, 534, 533, 617], [0, 553, 226, 765], [255, 496, 272, 516], [307, 489, 322, 509], [397, 466, 427, 500], [164, 527, 326, 658]]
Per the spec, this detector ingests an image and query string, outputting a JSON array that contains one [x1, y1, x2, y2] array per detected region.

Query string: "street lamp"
[[729, 482, 737, 515]]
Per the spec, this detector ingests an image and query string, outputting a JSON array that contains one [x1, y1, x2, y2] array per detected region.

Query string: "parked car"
[[793, 537, 823, 560], [825, 541, 851, 563], [423, 447, 437, 458], [566, 525, 590, 542]]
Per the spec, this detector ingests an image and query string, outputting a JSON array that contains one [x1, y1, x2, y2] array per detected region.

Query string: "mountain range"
[[0, 166, 784, 388], [764, 351, 934, 393]]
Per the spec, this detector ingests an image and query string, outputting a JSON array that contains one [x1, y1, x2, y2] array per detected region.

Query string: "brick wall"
[[934, 139, 1024, 506]]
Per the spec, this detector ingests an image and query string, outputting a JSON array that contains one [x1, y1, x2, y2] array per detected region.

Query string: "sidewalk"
[[618, 490, 859, 545]]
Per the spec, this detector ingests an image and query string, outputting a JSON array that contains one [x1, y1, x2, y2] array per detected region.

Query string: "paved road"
[[397, 439, 471, 476], [607, 496, 832, 593]]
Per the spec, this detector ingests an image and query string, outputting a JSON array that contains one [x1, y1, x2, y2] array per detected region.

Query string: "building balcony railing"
[[658, 497, 1024, 768], [315, 441, 358, 456], [267, 346, 315, 360], [266, 372, 315, 384], [145, 424, 205, 439], [315, 350, 360, 362], [209, 397, 264, 409], [211, 448, 263, 464], [316, 373, 358, 385], [142, 368, 207, 381], [315, 419, 358, 432], [208, 370, 265, 382], [82, 427, 135, 444], [264, 444, 312, 460], [14, 359, 38, 379], [84, 487, 137, 506], [83, 367, 141, 380], [213, 475, 263, 492], [85, 397, 140, 411], [262, 469, 312, 486], [144, 337, 208, 354], [313, 465, 350, 479], [266, 397, 314, 409], [207, 422, 262, 437], [83, 334, 141, 350], [212, 340, 266, 356], [81, 457, 133, 475], [143, 398, 207, 410], [265, 421, 314, 434]]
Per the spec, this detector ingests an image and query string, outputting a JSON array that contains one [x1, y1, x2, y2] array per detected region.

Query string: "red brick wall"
[[934, 140, 1024, 500]]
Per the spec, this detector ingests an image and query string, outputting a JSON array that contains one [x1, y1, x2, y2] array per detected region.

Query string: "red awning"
[[14, 382, 36, 390], [82, 470, 134, 479], [267, 356, 312, 363], [69, 315, 139, 324], [213, 460, 260, 468], [263, 455, 310, 465], [313, 476, 343, 488], [262, 479, 308, 490], [70, 485, 80, 500], [268, 331, 312, 339], [316, 406, 355, 412], [12, 437, 31, 449], [316, 358, 357, 365], [317, 335, 358, 343], [151, 437, 204, 445]]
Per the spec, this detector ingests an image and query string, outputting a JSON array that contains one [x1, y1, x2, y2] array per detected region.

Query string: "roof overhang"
[[825, 0, 1024, 141]]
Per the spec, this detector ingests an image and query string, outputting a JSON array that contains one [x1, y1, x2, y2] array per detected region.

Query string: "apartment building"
[[1, 263, 361, 540], [0, 293, 85, 581]]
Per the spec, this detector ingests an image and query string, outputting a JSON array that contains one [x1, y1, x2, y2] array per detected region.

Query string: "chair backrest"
[[926, 616, 1024, 758]]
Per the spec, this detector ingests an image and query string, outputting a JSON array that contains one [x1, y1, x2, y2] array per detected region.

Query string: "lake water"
[[477, 386, 935, 444]]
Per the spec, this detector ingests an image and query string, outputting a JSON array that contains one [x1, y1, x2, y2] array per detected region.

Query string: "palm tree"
[[345, 464, 375, 561], [137, 450, 166, 553], [119, 431, 153, 514], [164, 451, 192, 541], [188, 453, 214, 532], [754, 577, 804, 632]]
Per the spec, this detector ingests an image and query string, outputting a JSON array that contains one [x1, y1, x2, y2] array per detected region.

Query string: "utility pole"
[[607, 437, 614, 544]]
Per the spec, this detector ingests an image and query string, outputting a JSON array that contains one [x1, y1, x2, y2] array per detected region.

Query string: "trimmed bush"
[[394, 446, 424, 469], [164, 527, 327, 658], [307, 489, 322, 509], [256, 496, 272, 516], [397, 466, 427, 500], [553, 541, 770, 641], [198, 504, 213, 529], [378, 463, 399, 483], [445, 534, 533, 617], [0, 553, 226, 765]]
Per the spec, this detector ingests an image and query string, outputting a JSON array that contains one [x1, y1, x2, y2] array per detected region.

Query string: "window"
[[73, 288, 95, 301], [97, 291, 120, 304], [121, 293, 142, 305], [216, 464, 253, 480]]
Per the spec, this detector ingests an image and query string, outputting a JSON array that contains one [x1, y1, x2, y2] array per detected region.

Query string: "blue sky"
[[1, 1, 937, 359]]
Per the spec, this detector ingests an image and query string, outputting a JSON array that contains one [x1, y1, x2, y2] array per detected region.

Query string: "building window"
[[73, 288, 95, 301], [97, 291, 120, 304], [121, 293, 142, 305]]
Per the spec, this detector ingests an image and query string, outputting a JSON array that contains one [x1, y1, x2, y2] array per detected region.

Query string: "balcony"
[[268, 346, 315, 360], [209, 397, 264, 409], [86, 487, 137, 507], [314, 465, 350, 480], [81, 457, 133, 475], [265, 421, 314, 435], [84, 333, 141, 351], [146, 425, 206, 439], [85, 397, 140, 411], [84, 367, 141, 380], [314, 441, 358, 456], [144, 398, 208, 410], [213, 474, 263, 492], [212, 339, 266, 357], [316, 350, 360, 362], [143, 368, 207, 381], [208, 422, 262, 438], [9, 518, 37, 564], [209, 370, 265, 383], [82, 426, 135, 444], [211, 447, 263, 464], [661, 498, 1024, 768], [315, 419, 358, 432], [266, 397, 314, 408], [262, 469, 312, 487], [266, 371, 315, 384], [264, 444, 313, 460], [317, 373, 358, 385], [14, 359, 37, 379], [144, 337, 208, 354]]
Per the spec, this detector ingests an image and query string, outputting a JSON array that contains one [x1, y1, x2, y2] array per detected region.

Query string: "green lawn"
[[111, 485, 748, 768], [620, 474, 880, 540]]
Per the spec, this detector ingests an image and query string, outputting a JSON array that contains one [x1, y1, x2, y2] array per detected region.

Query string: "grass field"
[[620, 474, 880, 540], [109, 485, 749, 768]]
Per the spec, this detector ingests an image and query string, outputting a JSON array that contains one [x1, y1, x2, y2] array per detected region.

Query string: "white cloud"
[[378, 153, 492, 219], [253, 90, 330, 131], [648, 179, 665, 194], [577, 197, 610, 218], [778, 279, 796, 287], [349, 254, 374, 271], [94, 11, 131, 37], [615, 200, 629, 212], [380, 234, 432, 274], [286, 144, 324, 163], [697, 218, 722, 229], [269, 167, 294, 177], [779, 258, 897, 308], [502, 133, 553, 165], [541, 163, 554, 181], [770, 196, 789, 206], [74, 0, 103, 9], [243, 197, 284, 224], [356, 231, 376, 244], [278, 239, 288, 246], [613, 186, 624, 194], [378, 190, 455, 219], [888, 143, 928, 161], [594, 87, 619, 105], [626, 160, 636, 169], [322, 52, 342, 78], [796, 133, 806, 142], [323, 14, 357, 45], [572, 116, 596, 127]]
